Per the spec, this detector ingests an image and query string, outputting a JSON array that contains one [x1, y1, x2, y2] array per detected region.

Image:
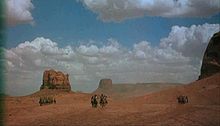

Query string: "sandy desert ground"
[[3, 73, 220, 126]]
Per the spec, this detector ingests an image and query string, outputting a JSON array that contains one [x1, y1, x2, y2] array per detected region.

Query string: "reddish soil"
[[4, 74, 220, 126]]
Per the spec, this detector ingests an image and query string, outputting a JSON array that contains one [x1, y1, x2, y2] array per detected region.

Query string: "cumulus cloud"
[[5, 0, 34, 26], [79, 0, 220, 22], [160, 23, 220, 67], [4, 23, 219, 96]]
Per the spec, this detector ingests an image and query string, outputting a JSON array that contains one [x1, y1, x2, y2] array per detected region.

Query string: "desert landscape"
[[1, 0, 220, 125], [3, 73, 220, 126], [3, 32, 220, 126]]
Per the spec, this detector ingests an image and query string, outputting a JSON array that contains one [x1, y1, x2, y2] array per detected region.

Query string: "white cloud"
[[5, 23, 219, 96], [160, 23, 220, 58], [5, 0, 34, 26], [79, 0, 220, 22], [99, 39, 120, 55], [78, 45, 99, 56], [135, 50, 146, 59]]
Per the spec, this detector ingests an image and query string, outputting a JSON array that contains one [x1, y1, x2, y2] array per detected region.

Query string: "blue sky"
[[4, 0, 220, 95], [6, 0, 220, 48]]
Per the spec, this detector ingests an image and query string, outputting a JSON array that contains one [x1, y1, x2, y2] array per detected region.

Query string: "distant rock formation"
[[94, 78, 181, 97], [199, 31, 220, 79], [98, 79, 113, 90], [40, 69, 71, 91]]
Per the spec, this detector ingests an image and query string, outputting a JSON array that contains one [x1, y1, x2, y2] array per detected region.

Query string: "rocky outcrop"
[[40, 69, 71, 91], [94, 78, 181, 98], [98, 79, 113, 90], [199, 32, 220, 79]]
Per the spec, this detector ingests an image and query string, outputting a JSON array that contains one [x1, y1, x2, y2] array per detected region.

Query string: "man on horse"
[[99, 94, 108, 108], [91, 94, 98, 108]]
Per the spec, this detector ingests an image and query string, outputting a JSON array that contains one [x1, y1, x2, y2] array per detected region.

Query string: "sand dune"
[[4, 74, 220, 126], [139, 73, 220, 105]]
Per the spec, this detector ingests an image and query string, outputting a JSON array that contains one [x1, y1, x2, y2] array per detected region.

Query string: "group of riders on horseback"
[[39, 96, 56, 106], [91, 94, 108, 108], [177, 95, 188, 104], [38, 94, 187, 106]]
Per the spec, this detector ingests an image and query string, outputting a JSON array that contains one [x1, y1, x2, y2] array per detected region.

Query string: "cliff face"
[[199, 32, 220, 79], [98, 79, 113, 90], [40, 69, 71, 91]]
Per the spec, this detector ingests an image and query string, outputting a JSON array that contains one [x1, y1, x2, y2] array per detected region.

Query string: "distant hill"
[[136, 73, 220, 105], [94, 79, 182, 98]]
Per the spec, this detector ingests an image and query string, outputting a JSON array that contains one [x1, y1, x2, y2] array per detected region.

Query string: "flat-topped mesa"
[[40, 69, 71, 91], [98, 79, 113, 90], [199, 31, 220, 80]]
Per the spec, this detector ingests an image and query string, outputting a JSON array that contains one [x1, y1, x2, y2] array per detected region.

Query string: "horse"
[[99, 94, 108, 108], [91, 95, 98, 108]]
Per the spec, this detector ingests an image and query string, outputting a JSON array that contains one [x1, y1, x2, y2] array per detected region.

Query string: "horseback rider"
[[39, 97, 43, 106], [91, 94, 98, 108], [53, 98, 56, 104], [99, 94, 108, 108], [177, 95, 189, 104], [104, 95, 108, 104]]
